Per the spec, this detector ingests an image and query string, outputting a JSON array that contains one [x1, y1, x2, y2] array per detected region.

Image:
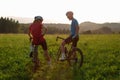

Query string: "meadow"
[[0, 34, 120, 80]]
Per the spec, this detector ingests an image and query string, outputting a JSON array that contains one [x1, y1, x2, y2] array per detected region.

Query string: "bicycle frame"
[[56, 36, 75, 49], [56, 36, 76, 60]]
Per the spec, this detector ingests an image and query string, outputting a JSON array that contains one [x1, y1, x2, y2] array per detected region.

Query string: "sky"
[[0, 0, 120, 24]]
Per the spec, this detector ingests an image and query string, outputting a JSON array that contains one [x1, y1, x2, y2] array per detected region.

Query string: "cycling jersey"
[[70, 18, 79, 36], [29, 22, 45, 45]]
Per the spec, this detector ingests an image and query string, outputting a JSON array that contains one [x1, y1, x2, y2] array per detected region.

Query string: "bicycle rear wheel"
[[68, 48, 83, 68]]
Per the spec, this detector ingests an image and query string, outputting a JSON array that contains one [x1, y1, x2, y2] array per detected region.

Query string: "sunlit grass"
[[0, 34, 120, 80]]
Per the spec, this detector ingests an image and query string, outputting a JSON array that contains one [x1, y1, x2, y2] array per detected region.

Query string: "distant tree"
[[46, 26, 69, 34], [0, 17, 20, 33], [82, 30, 92, 34], [19, 23, 70, 34]]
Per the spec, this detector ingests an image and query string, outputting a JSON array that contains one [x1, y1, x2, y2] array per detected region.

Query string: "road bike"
[[56, 36, 83, 68]]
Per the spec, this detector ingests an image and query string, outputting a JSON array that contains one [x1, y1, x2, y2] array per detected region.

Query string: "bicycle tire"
[[68, 48, 83, 68]]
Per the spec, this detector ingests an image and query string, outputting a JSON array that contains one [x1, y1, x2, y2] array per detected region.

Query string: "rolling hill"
[[20, 21, 120, 34], [79, 21, 120, 33]]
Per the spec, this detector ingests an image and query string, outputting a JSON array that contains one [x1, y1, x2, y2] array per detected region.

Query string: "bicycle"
[[56, 36, 83, 68]]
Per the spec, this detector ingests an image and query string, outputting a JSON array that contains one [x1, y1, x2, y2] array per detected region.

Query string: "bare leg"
[[59, 41, 66, 60], [61, 41, 65, 53], [44, 50, 51, 62], [33, 45, 39, 61], [30, 43, 34, 52], [33, 45, 40, 72], [29, 43, 34, 57]]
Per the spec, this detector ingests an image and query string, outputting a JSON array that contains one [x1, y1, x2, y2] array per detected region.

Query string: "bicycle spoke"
[[69, 48, 83, 68]]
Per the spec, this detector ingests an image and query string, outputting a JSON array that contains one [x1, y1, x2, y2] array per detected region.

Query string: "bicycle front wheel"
[[68, 48, 83, 68]]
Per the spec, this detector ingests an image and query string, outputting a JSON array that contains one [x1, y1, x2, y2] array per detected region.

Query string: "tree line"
[[19, 24, 70, 34], [0, 17, 20, 33], [0, 17, 69, 34]]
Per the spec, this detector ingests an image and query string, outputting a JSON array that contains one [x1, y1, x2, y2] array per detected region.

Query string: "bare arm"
[[76, 26, 79, 35], [28, 29, 32, 41], [42, 26, 47, 36]]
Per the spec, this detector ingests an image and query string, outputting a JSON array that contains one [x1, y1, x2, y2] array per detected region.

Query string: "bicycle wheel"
[[68, 48, 83, 68]]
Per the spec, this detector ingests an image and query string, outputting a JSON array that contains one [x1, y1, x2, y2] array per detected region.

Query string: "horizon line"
[[1, 16, 120, 24]]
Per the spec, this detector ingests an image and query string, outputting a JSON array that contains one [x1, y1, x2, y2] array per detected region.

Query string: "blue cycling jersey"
[[70, 18, 79, 36]]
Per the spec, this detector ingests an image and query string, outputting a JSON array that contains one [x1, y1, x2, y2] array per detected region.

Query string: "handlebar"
[[56, 36, 65, 41]]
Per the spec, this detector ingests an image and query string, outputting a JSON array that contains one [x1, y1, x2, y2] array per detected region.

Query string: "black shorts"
[[33, 40, 47, 51], [65, 35, 79, 47], [40, 40, 47, 50]]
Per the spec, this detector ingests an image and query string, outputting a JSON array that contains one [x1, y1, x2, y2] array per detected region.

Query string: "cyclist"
[[28, 16, 51, 66], [60, 11, 79, 60]]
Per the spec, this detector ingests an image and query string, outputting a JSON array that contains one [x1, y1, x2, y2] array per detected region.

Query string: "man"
[[28, 16, 51, 67], [60, 11, 79, 60]]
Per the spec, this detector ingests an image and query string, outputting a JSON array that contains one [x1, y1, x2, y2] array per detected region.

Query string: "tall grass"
[[0, 34, 120, 80]]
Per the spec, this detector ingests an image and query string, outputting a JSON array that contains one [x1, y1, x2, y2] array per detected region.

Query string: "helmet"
[[34, 16, 43, 20], [66, 11, 73, 16]]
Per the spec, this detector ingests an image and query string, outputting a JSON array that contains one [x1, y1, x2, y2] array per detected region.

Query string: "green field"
[[0, 34, 120, 80]]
